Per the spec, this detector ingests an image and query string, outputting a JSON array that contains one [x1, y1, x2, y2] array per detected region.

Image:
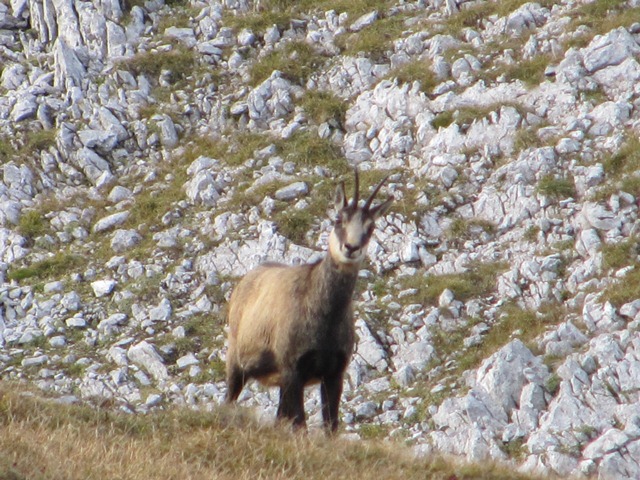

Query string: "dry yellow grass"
[[0, 383, 547, 480]]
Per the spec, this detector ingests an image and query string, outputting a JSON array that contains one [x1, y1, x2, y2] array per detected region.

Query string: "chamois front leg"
[[321, 373, 343, 433], [225, 363, 246, 403], [277, 374, 306, 430]]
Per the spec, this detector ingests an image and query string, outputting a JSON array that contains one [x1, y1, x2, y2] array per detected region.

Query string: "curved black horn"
[[350, 168, 359, 208], [363, 174, 390, 212]]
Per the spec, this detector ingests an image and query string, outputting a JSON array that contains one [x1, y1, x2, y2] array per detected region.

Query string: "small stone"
[[275, 182, 309, 201], [49, 336, 67, 347], [21, 355, 48, 367], [177, 352, 199, 369], [91, 280, 116, 297], [145, 393, 162, 406], [350, 11, 378, 32], [66, 317, 87, 328], [43, 281, 64, 294], [149, 298, 172, 322], [111, 229, 142, 252]]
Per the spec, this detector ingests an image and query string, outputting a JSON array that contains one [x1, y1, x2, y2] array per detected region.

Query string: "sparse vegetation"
[[17, 210, 47, 241], [7, 253, 82, 282], [249, 41, 325, 86], [567, 0, 640, 43], [603, 264, 640, 307], [602, 136, 640, 179], [443, 0, 556, 34], [275, 208, 316, 245], [398, 261, 507, 307], [495, 54, 553, 87], [537, 174, 576, 199], [118, 44, 197, 84], [387, 61, 439, 94], [279, 130, 347, 172], [513, 127, 541, 153], [301, 90, 347, 126], [499, 437, 528, 460], [457, 302, 564, 373], [336, 14, 406, 62], [432, 111, 454, 130], [0, 137, 14, 161], [602, 238, 639, 271], [446, 217, 496, 246], [23, 129, 56, 153]]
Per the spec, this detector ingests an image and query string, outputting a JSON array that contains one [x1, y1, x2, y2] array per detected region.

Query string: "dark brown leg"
[[225, 364, 246, 403], [321, 373, 343, 433], [277, 375, 306, 430]]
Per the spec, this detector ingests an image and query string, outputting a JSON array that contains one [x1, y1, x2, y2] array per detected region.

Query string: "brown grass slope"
[[0, 383, 549, 480]]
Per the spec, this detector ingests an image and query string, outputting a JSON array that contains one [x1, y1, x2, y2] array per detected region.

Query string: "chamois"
[[224, 170, 393, 432]]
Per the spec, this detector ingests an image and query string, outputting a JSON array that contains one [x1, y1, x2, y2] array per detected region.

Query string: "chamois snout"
[[225, 169, 393, 433]]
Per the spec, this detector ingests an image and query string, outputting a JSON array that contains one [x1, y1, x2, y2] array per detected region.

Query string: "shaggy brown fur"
[[225, 171, 392, 432]]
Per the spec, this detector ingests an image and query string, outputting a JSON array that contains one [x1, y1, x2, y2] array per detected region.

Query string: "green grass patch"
[[0, 138, 14, 161], [446, 217, 496, 246], [398, 261, 508, 307], [226, 132, 273, 167], [493, 54, 553, 87], [457, 302, 563, 372], [336, 15, 406, 62], [279, 130, 347, 172], [432, 111, 454, 130], [594, 136, 640, 200], [443, 0, 555, 34], [7, 253, 82, 282], [387, 61, 439, 94], [602, 136, 640, 178], [118, 44, 197, 84], [23, 129, 56, 152], [536, 174, 576, 199], [17, 210, 47, 241], [223, 7, 292, 34], [358, 423, 388, 440], [301, 90, 347, 126], [567, 0, 640, 41], [274, 208, 316, 245], [513, 125, 553, 153], [602, 238, 639, 271], [603, 264, 640, 307], [249, 41, 326, 86], [499, 437, 527, 460]]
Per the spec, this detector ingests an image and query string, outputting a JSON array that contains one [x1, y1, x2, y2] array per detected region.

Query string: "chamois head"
[[329, 170, 393, 266]]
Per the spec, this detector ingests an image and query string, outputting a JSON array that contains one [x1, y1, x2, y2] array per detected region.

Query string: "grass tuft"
[[399, 261, 507, 307], [118, 44, 197, 84], [7, 254, 82, 282], [387, 61, 439, 94], [536, 175, 576, 199], [301, 90, 348, 126], [250, 41, 325, 86], [336, 15, 406, 62]]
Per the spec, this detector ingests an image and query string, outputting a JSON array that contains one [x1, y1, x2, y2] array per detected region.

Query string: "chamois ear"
[[334, 182, 348, 211], [368, 197, 393, 220]]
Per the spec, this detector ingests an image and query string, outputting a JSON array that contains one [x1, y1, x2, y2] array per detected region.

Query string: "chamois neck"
[[310, 254, 359, 310]]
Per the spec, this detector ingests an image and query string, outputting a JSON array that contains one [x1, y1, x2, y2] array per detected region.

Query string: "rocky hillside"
[[2, 0, 640, 477]]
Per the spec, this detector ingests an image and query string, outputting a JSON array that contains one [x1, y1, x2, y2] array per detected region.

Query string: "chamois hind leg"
[[225, 363, 246, 404], [277, 374, 306, 430], [321, 373, 343, 433]]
